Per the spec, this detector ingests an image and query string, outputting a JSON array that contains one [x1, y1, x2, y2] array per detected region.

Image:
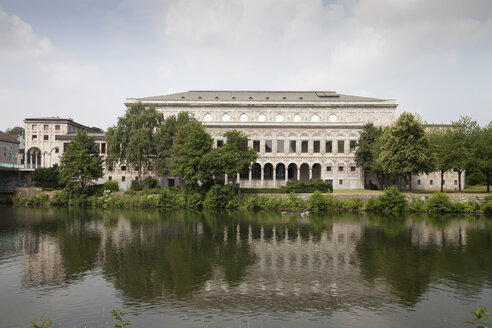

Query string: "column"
[[285, 165, 288, 184], [273, 165, 277, 188], [297, 166, 300, 181], [260, 165, 264, 188], [237, 173, 240, 185], [225, 173, 228, 185], [309, 167, 312, 181], [249, 168, 252, 187]]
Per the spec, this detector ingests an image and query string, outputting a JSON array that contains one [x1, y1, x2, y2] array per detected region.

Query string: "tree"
[[59, 131, 103, 189], [473, 121, 492, 192], [355, 123, 385, 189], [106, 102, 163, 181], [33, 164, 61, 189], [89, 126, 104, 133], [428, 127, 453, 192], [169, 122, 214, 188], [154, 112, 196, 175], [445, 116, 479, 191], [201, 130, 258, 183], [5, 126, 24, 137], [378, 112, 435, 191]]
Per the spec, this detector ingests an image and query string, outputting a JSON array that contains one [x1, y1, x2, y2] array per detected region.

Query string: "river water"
[[0, 207, 491, 327]]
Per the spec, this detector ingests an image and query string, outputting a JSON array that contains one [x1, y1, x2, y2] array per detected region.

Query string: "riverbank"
[[6, 186, 492, 214]]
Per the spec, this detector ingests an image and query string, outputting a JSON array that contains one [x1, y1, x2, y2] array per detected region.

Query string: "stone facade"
[[0, 131, 20, 166]]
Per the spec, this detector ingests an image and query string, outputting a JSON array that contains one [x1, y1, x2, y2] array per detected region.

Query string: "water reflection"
[[1, 208, 491, 315]]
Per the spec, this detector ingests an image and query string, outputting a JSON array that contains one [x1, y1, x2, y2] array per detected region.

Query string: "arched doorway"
[[312, 163, 321, 180], [26, 147, 42, 169], [287, 163, 297, 181], [300, 163, 310, 182], [252, 163, 261, 179], [264, 163, 273, 180], [276, 163, 285, 179]]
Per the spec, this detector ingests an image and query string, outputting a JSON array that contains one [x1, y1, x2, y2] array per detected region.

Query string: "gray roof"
[[0, 131, 20, 144], [24, 117, 98, 133], [132, 90, 389, 103]]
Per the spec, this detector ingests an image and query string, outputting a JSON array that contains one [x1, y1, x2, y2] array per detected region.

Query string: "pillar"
[[225, 173, 228, 185], [309, 167, 312, 181], [297, 166, 300, 181], [237, 173, 240, 185], [273, 166, 276, 188], [249, 168, 252, 187], [285, 165, 288, 184], [260, 165, 264, 188]]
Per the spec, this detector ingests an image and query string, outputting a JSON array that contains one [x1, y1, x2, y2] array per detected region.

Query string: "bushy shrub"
[[308, 190, 327, 212], [280, 192, 305, 210], [12, 193, 49, 207], [464, 200, 481, 212], [32, 165, 61, 189], [50, 190, 69, 206], [129, 180, 142, 191], [364, 197, 381, 211], [103, 180, 119, 192], [482, 196, 492, 213], [425, 192, 453, 213], [378, 186, 407, 212], [408, 198, 425, 212], [142, 177, 157, 190], [203, 184, 238, 209], [451, 201, 466, 213], [282, 180, 333, 193]]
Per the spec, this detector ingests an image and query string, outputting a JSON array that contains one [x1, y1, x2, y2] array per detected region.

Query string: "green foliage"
[[12, 193, 49, 207], [282, 180, 333, 193], [240, 188, 286, 194], [5, 126, 24, 136], [425, 192, 454, 213], [129, 180, 142, 191], [169, 122, 214, 187], [408, 198, 425, 212], [203, 184, 239, 209], [364, 186, 407, 212], [32, 165, 61, 189], [482, 196, 492, 213], [111, 308, 131, 328], [59, 130, 103, 190], [142, 177, 157, 189], [30, 315, 52, 328], [103, 180, 119, 192], [307, 190, 327, 212], [378, 112, 435, 187], [106, 102, 164, 180], [466, 305, 489, 328]]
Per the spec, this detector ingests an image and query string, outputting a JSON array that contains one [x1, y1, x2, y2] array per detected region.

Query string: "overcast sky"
[[1, 0, 491, 131]]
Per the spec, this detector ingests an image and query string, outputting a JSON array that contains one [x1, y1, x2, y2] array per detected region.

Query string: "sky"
[[0, 0, 491, 131]]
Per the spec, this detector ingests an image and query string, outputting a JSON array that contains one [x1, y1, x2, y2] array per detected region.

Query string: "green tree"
[[473, 122, 492, 192], [5, 126, 24, 136], [106, 102, 163, 181], [446, 116, 479, 191], [202, 130, 258, 183], [355, 123, 385, 189], [378, 112, 435, 191], [32, 164, 61, 189], [59, 131, 103, 189], [154, 112, 196, 175], [428, 127, 453, 192], [169, 122, 213, 188]]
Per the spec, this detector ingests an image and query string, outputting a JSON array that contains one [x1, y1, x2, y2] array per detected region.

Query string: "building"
[[0, 131, 21, 168]]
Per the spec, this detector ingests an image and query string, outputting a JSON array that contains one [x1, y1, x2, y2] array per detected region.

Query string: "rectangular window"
[[350, 166, 356, 172], [338, 140, 345, 153], [454, 180, 458, 185], [55, 148, 59, 153], [350, 140, 356, 152], [44, 125, 49, 130], [121, 166, 127, 171], [108, 176, 112, 181], [63, 143, 68, 152], [277, 140, 284, 153], [289, 140, 296, 153], [326, 166, 332, 172], [338, 166, 344, 172], [43, 135, 49, 141], [325, 141, 332, 153], [122, 176, 126, 182], [417, 180, 421, 185], [217, 140, 223, 147], [265, 140, 272, 153], [32, 135, 37, 140], [430, 180, 433, 185], [101, 143, 106, 154], [301, 140, 308, 153], [55, 125, 60, 130], [32, 124, 37, 130], [442, 180, 445, 185], [313, 140, 320, 153], [339, 179, 343, 185], [253, 140, 260, 152]]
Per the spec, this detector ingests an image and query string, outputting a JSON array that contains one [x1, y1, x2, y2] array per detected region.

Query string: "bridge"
[[0, 166, 32, 194]]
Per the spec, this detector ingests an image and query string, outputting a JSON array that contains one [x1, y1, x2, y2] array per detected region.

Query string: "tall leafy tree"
[[378, 112, 435, 191], [473, 121, 492, 192], [106, 102, 163, 181], [154, 112, 196, 175], [445, 116, 479, 191], [202, 130, 258, 183], [169, 122, 214, 188], [428, 127, 453, 192], [59, 131, 103, 189], [355, 123, 385, 189], [5, 126, 24, 137]]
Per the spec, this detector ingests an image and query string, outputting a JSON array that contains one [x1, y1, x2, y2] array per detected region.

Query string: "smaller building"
[[0, 131, 20, 167]]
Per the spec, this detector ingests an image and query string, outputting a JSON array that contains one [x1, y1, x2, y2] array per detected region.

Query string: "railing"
[[0, 163, 25, 169]]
